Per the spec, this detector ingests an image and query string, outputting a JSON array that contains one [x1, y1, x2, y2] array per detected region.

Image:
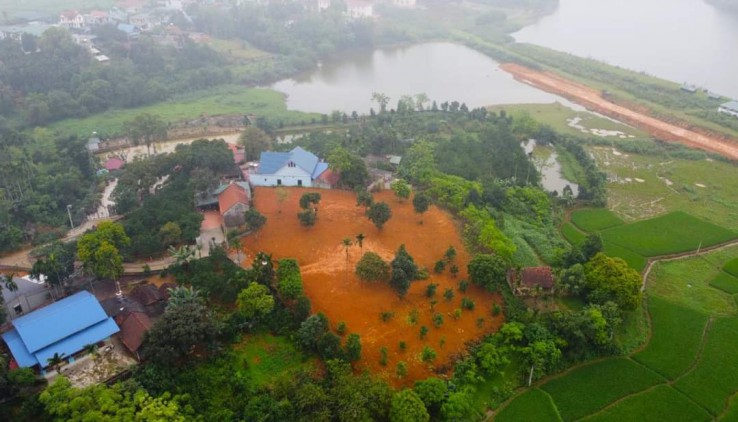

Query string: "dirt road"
[[501, 63, 738, 160]]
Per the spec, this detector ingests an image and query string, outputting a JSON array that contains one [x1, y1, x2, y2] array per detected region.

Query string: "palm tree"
[[168, 245, 194, 269], [1, 273, 18, 292], [227, 231, 243, 265], [47, 352, 66, 374], [342, 238, 352, 273], [355, 233, 365, 254], [167, 286, 203, 309]]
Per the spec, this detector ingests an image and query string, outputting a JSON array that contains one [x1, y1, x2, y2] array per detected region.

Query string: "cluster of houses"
[[680, 85, 738, 119], [1, 278, 172, 375]]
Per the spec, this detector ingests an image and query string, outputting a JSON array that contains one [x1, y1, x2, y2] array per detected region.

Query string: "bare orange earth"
[[501, 63, 738, 160], [241, 187, 504, 386]]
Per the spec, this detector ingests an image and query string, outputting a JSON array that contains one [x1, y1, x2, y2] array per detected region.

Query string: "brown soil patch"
[[501, 63, 738, 160], [241, 187, 504, 386], [200, 210, 223, 231]]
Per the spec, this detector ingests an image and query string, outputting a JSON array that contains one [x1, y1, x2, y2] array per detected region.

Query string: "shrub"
[[399, 341, 407, 351], [444, 288, 455, 302], [450, 265, 459, 278], [453, 309, 462, 320], [461, 297, 475, 310], [421, 346, 437, 362], [458, 279, 469, 292], [492, 303, 502, 316], [420, 326, 429, 339], [432, 313, 444, 328], [379, 346, 388, 366], [380, 311, 395, 322], [434, 260, 446, 274], [336, 321, 347, 336], [426, 283, 438, 298], [397, 361, 408, 378], [407, 308, 419, 325], [356, 252, 390, 282]]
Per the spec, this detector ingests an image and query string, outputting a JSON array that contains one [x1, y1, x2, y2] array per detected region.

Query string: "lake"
[[513, 0, 738, 99], [271, 42, 575, 114]]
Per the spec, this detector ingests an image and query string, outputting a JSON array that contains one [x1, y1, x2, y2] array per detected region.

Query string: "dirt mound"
[[501, 63, 738, 160], [242, 187, 504, 386]]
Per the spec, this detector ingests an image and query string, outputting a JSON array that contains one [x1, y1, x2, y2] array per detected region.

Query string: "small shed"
[[507, 267, 556, 296]]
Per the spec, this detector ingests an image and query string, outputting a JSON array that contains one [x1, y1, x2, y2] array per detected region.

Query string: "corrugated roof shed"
[[721, 101, 738, 112], [1, 291, 119, 368]]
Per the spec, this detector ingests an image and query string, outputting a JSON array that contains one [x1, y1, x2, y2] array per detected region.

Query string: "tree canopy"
[[355, 252, 390, 283], [583, 253, 642, 310], [468, 254, 509, 292], [367, 202, 392, 230]]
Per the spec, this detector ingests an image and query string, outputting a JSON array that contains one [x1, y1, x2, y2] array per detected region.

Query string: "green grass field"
[[489, 103, 647, 140], [580, 385, 711, 422], [602, 242, 647, 272], [560, 222, 586, 246], [0, 0, 113, 18], [675, 317, 738, 415], [541, 358, 665, 421], [570, 209, 624, 232], [234, 333, 316, 387], [601, 211, 737, 257], [723, 258, 738, 277], [496, 388, 562, 422], [711, 272, 738, 295], [588, 144, 738, 231], [647, 254, 736, 316], [720, 394, 738, 421], [633, 297, 709, 379], [48, 86, 317, 138]]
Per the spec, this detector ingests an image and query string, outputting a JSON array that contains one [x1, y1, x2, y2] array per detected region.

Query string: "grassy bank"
[[48, 86, 318, 138]]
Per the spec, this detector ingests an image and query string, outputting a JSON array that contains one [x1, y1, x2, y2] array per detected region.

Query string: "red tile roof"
[[130, 284, 164, 306], [218, 183, 249, 216], [227, 143, 245, 164], [104, 157, 125, 171], [520, 267, 555, 290], [317, 169, 340, 187], [118, 312, 152, 353]]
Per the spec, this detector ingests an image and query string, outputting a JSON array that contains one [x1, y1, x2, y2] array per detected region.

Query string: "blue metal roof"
[[257, 147, 325, 177], [34, 318, 119, 367], [312, 162, 329, 179], [257, 151, 290, 175], [290, 146, 319, 175], [12, 291, 110, 353], [1, 329, 37, 368]]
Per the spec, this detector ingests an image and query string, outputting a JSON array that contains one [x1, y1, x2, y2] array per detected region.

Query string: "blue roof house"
[[250, 146, 329, 188], [1, 291, 119, 372]]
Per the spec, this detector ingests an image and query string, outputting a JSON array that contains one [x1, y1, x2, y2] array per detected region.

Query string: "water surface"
[[514, 0, 738, 98], [271, 42, 574, 114]]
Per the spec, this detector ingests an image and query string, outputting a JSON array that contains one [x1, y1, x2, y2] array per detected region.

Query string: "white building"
[[59, 10, 86, 30], [346, 0, 374, 19], [249, 147, 330, 188], [718, 101, 738, 118], [391, 0, 416, 8]]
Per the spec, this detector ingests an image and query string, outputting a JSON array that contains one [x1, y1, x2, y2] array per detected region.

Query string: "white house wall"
[[719, 106, 738, 118], [251, 164, 313, 187]]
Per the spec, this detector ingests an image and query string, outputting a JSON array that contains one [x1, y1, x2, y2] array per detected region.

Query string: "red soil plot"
[[241, 187, 504, 386]]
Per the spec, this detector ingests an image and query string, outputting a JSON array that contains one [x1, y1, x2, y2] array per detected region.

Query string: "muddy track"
[[501, 63, 738, 161]]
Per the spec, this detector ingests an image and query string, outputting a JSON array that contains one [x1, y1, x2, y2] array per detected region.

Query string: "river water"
[[513, 0, 738, 99], [271, 42, 575, 114]]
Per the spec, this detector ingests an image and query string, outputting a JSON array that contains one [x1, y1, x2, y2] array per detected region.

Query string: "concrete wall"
[[250, 165, 313, 187]]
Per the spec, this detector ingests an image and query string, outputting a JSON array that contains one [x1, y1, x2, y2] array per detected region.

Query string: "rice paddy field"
[[496, 244, 738, 421]]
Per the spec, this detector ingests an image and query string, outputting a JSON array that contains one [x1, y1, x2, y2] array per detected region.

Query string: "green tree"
[[244, 208, 266, 232], [468, 254, 509, 292], [581, 233, 604, 261], [299, 192, 322, 209], [236, 282, 275, 319], [583, 253, 642, 310], [166, 286, 203, 309], [345, 333, 362, 362], [356, 252, 390, 282], [141, 301, 215, 366], [39, 377, 187, 421], [327, 147, 369, 189], [158, 221, 182, 247], [391, 179, 411, 202], [356, 190, 374, 209], [524, 339, 562, 386], [297, 313, 329, 352], [125, 113, 167, 156], [413, 378, 447, 414], [371, 92, 390, 113], [367, 202, 392, 230], [239, 126, 272, 161], [342, 237, 353, 268], [389, 389, 429, 422], [298, 209, 317, 227], [390, 245, 418, 298], [440, 389, 480, 422], [276, 258, 304, 300], [421, 346, 436, 362], [396, 361, 408, 378], [46, 352, 66, 374], [412, 192, 430, 223], [355, 233, 366, 253], [77, 222, 130, 280]]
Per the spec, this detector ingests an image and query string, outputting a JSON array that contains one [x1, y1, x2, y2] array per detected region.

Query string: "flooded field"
[[241, 188, 504, 385]]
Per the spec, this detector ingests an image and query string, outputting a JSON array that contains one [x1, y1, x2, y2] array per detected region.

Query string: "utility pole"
[[66, 204, 74, 230]]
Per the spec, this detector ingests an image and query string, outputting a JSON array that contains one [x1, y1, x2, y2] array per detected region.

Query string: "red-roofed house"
[[116, 311, 151, 360], [104, 157, 126, 171], [227, 143, 245, 164], [314, 168, 340, 189], [507, 267, 556, 296], [218, 183, 250, 228], [59, 10, 85, 29]]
